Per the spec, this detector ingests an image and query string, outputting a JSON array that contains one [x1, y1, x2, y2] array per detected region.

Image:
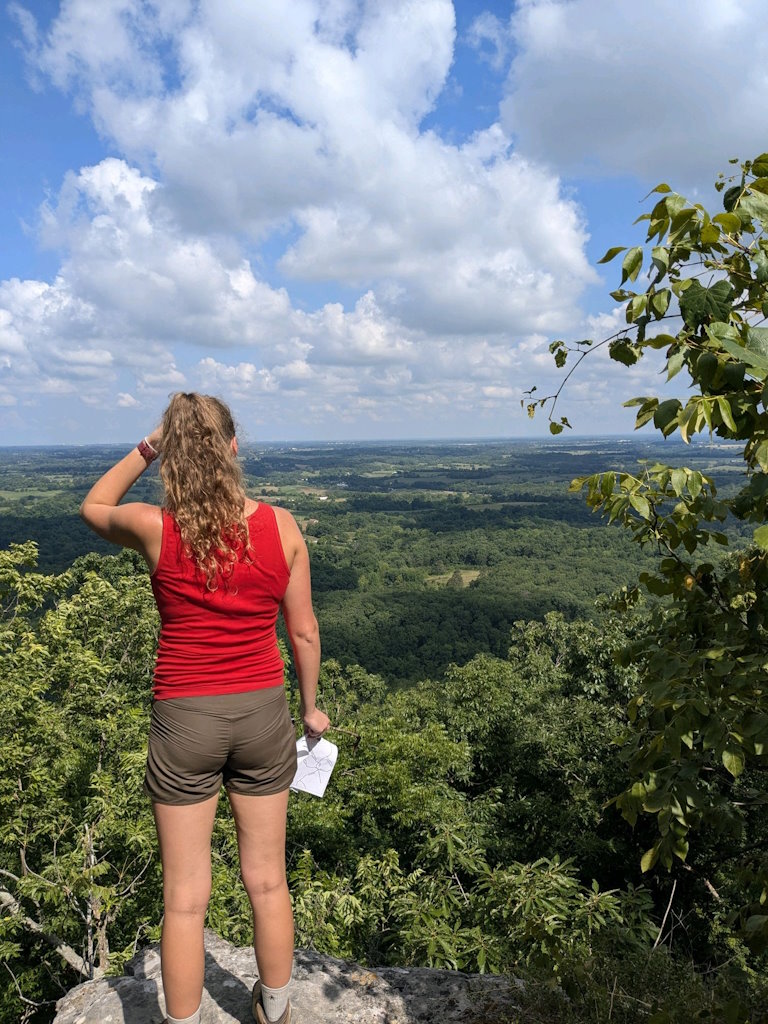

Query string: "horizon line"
[[0, 435, 744, 449]]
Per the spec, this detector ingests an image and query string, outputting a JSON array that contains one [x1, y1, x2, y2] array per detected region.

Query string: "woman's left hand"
[[302, 706, 330, 740], [147, 425, 163, 451]]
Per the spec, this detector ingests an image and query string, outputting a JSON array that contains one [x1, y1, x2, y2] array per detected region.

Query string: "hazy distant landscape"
[[0, 436, 748, 681]]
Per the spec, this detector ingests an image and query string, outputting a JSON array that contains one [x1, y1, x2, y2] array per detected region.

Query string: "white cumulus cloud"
[[500, 0, 768, 187], [3, 0, 663, 437]]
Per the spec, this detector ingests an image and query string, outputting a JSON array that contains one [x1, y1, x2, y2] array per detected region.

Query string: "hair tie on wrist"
[[137, 437, 158, 464]]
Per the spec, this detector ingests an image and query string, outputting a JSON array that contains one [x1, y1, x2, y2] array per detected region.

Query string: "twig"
[[115, 855, 154, 899], [2, 962, 57, 1009], [681, 862, 721, 901], [452, 872, 470, 906], [132, 923, 147, 958], [608, 974, 618, 1020], [325, 725, 361, 751], [653, 878, 677, 949]]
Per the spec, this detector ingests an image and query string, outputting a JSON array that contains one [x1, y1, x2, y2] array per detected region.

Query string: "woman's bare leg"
[[227, 789, 293, 988], [152, 794, 219, 1019]]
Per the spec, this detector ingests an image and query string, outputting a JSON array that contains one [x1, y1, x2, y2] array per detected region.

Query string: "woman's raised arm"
[[79, 429, 163, 566]]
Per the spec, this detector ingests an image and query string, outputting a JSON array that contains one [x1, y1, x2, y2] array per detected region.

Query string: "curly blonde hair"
[[159, 393, 250, 589]]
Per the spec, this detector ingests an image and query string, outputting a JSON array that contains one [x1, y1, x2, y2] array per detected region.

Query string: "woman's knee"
[[163, 878, 212, 916], [241, 865, 287, 902]]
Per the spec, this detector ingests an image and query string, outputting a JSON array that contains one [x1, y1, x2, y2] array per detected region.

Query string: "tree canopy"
[[534, 153, 768, 949]]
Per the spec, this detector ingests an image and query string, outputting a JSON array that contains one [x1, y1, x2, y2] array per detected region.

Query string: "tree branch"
[[2, 962, 57, 1010], [0, 886, 103, 979], [653, 878, 677, 949], [681, 862, 722, 901]]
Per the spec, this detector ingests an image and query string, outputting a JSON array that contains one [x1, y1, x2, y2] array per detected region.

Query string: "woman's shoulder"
[[244, 499, 297, 529], [270, 504, 298, 528], [125, 502, 164, 529], [264, 504, 303, 568]]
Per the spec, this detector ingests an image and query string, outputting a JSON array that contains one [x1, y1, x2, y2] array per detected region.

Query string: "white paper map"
[[290, 736, 338, 797]]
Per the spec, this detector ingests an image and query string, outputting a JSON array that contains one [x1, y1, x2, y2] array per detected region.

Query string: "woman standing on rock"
[[81, 392, 329, 1024]]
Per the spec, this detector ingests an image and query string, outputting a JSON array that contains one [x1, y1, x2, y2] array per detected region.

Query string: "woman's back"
[[151, 503, 291, 699]]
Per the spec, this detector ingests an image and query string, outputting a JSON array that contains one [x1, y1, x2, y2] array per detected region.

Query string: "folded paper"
[[290, 735, 338, 797]]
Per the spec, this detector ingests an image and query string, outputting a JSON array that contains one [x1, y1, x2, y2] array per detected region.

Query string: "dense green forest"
[[1, 437, 766, 1024]]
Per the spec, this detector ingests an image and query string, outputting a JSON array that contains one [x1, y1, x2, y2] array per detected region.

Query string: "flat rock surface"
[[53, 931, 521, 1023]]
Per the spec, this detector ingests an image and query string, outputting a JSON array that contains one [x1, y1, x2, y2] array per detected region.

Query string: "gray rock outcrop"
[[53, 930, 521, 1023]]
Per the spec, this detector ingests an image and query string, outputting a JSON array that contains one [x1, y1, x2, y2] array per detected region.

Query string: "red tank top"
[[150, 504, 290, 699]]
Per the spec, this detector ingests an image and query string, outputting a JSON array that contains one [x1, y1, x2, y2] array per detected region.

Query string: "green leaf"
[[747, 326, 768, 361], [679, 279, 732, 330], [654, 399, 682, 434], [651, 246, 669, 275], [700, 222, 720, 245], [722, 748, 744, 778], [609, 339, 640, 366], [712, 211, 741, 233], [636, 404, 659, 429], [640, 845, 659, 873], [629, 493, 651, 519], [723, 185, 743, 212], [741, 192, 768, 229], [673, 838, 689, 862], [628, 294, 647, 321], [667, 348, 685, 380], [645, 333, 677, 350], [706, 320, 743, 346], [597, 245, 626, 264], [669, 208, 697, 238], [651, 289, 671, 318], [755, 250, 768, 283], [620, 246, 643, 284], [670, 469, 686, 496], [678, 401, 698, 444], [716, 396, 737, 431], [753, 524, 768, 550], [752, 152, 768, 175], [549, 421, 564, 435], [754, 441, 768, 473], [717, 336, 768, 376]]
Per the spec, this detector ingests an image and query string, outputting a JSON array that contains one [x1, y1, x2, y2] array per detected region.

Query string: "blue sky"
[[1, 0, 766, 444]]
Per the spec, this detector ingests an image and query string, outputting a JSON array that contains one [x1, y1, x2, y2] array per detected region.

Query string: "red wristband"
[[137, 438, 158, 464]]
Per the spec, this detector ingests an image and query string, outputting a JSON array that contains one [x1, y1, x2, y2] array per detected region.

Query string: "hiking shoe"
[[253, 997, 291, 1024]]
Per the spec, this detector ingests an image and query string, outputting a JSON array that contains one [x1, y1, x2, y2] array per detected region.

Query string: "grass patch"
[[0, 489, 64, 499], [426, 569, 482, 588]]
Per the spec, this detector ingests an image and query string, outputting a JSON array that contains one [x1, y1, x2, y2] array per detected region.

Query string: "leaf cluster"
[[536, 154, 768, 950]]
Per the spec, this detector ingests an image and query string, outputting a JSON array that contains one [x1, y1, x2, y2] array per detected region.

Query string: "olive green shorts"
[[144, 687, 297, 805]]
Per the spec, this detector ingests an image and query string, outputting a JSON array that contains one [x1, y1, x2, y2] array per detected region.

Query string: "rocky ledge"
[[53, 930, 522, 1023]]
